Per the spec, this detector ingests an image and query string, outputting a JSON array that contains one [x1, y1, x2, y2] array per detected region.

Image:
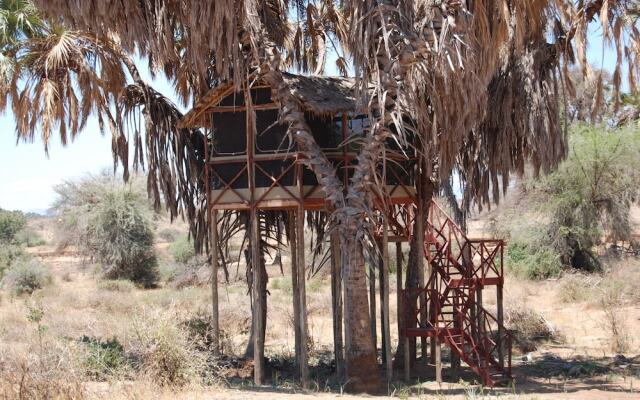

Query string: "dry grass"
[[1, 215, 639, 398]]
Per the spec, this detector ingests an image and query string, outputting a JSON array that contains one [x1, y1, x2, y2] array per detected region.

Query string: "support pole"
[[381, 216, 392, 381], [297, 204, 309, 388], [435, 334, 442, 384], [369, 254, 377, 353], [396, 241, 403, 350], [497, 283, 505, 369], [250, 209, 264, 385], [210, 209, 220, 356], [330, 231, 345, 381], [416, 191, 427, 362], [289, 212, 302, 377], [403, 333, 411, 382]]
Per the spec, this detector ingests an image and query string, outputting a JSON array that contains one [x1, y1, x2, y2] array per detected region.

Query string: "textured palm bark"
[[341, 233, 380, 391], [244, 242, 268, 360]]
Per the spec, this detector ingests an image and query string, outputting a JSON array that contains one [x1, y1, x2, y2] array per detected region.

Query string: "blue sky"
[[0, 25, 626, 212]]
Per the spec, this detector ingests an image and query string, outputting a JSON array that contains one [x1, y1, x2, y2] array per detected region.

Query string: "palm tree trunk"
[[341, 231, 380, 391], [244, 238, 268, 360]]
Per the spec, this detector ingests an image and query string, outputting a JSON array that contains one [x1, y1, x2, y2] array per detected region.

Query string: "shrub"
[[159, 263, 183, 283], [88, 188, 159, 288], [558, 273, 593, 303], [53, 174, 159, 288], [506, 305, 560, 352], [170, 235, 196, 264], [3, 259, 52, 295], [15, 228, 46, 247], [0, 244, 24, 278], [269, 276, 292, 294], [0, 209, 27, 243], [169, 259, 209, 289], [506, 228, 563, 280], [98, 279, 136, 292], [158, 228, 181, 242], [131, 310, 204, 386], [543, 125, 640, 271], [80, 336, 128, 380]]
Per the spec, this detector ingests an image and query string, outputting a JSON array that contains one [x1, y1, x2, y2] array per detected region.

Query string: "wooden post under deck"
[[369, 255, 377, 353], [381, 215, 392, 381], [497, 283, 505, 369], [330, 231, 345, 381], [210, 209, 220, 356], [250, 209, 264, 385], [296, 169, 309, 387], [289, 212, 302, 378], [416, 184, 427, 363], [396, 241, 403, 344]]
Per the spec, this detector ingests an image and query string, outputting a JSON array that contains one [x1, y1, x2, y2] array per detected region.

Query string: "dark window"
[[307, 113, 342, 150], [255, 110, 291, 153], [251, 88, 274, 105], [211, 112, 246, 155], [218, 92, 245, 107]]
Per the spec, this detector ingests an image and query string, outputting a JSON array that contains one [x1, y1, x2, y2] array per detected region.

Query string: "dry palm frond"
[[9, 27, 126, 152], [117, 82, 209, 252]]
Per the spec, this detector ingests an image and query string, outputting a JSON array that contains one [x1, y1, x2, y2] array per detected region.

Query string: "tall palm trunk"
[[242, 3, 379, 391], [244, 239, 268, 359], [341, 231, 380, 391]]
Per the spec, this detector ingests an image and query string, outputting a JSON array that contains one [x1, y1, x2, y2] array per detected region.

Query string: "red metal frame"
[[400, 200, 513, 387]]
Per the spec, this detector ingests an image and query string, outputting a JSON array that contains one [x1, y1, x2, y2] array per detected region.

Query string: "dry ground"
[[0, 204, 639, 399]]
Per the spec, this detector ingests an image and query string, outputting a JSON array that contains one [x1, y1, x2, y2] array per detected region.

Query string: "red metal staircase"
[[401, 201, 512, 386]]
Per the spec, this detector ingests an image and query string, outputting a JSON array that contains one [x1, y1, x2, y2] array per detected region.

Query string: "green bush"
[[80, 336, 128, 380], [54, 175, 160, 288], [542, 124, 640, 271], [505, 225, 563, 280], [15, 229, 46, 247], [2, 259, 52, 295], [0, 209, 26, 243], [170, 235, 196, 264], [0, 244, 24, 278]]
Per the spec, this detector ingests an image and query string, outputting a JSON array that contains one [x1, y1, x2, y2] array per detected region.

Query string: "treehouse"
[[181, 73, 416, 211], [181, 73, 511, 389]]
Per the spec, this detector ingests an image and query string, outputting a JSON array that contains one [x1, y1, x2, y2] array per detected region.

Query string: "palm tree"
[[7, 0, 640, 392]]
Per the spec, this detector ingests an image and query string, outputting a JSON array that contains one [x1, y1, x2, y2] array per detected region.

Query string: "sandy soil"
[[1, 205, 638, 399]]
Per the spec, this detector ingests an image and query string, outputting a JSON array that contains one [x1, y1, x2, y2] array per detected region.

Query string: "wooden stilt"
[[497, 283, 505, 369], [210, 209, 220, 356], [416, 196, 427, 362], [250, 209, 264, 385], [435, 334, 442, 384], [297, 204, 309, 388], [404, 335, 410, 382], [396, 241, 403, 354], [369, 254, 377, 353], [330, 231, 344, 381], [289, 212, 302, 377], [381, 216, 392, 381]]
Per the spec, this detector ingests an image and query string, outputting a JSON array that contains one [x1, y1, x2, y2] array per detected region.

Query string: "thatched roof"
[[180, 73, 358, 128]]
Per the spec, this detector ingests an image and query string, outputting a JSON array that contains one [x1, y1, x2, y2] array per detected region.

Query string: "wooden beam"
[[497, 283, 505, 369], [289, 211, 302, 378], [330, 231, 345, 381], [416, 191, 427, 362], [369, 252, 377, 353], [297, 204, 309, 388], [210, 209, 220, 356], [381, 215, 392, 381], [250, 209, 264, 385]]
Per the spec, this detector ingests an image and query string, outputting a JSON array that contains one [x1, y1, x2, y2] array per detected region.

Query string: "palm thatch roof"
[[181, 73, 358, 128]]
